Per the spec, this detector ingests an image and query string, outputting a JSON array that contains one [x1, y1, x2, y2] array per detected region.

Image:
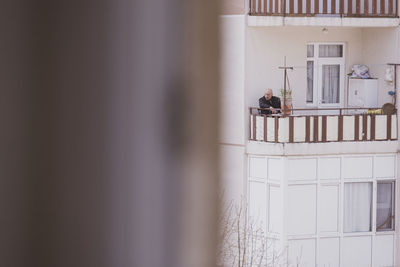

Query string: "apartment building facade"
[[220, 0, 400, 265]]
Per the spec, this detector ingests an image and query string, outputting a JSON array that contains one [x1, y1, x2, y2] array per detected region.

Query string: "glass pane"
[[344, 183, 372, 233], [307, 61, 313, 103], [319, 44, 343, 57], [321, 65, 340, 104], [307, 44, 314, 57], [377, 182, 394, 231]]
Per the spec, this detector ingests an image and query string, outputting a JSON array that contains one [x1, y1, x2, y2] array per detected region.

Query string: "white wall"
[[362, 27, 400, 106], [219, 15, 247, 206], [220, 15, 246, 145], [246, 27, 364, 109]]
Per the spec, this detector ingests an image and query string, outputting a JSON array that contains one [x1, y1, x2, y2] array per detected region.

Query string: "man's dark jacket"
[[259, 96, 281, 115]]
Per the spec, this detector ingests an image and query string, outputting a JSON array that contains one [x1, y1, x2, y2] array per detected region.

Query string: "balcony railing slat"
[[371, 114, 376, 140], [258, 0, 262, 13], [298, 0, 303, 14], [364, 0, 369, 14], [389, 0, 393, 15], [380, 0, 385, 15], [289, 116, 294, 142], [372, 0, 377, 14], [264, 116, 268, 141], [356, 0, 361, 15], [306, 116, 311, 142], [387, 114, 392, 140], [322, 116, 327, 142], [274, 117, 279, 142], [355, 115, 360, 141], [306, 0, 312, 14], [338, 115, 343, 141], [348, 0, 353, 14], [362, 114, 368, 141], [290, 0, 295, 14], [331, 0, 336, 13], [313, 116, 319, 142]]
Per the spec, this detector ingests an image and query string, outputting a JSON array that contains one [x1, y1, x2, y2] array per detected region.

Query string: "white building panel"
[[249, 157, 266, 179], [342, 236, 372, 267], [268, 158, 283, 181], [288, 158, 317, 181], [288, 239, 316, 267], [343, 116, 355, 141], [294, 117, 306, 142], [249, 181, 266, 230], [319, 238, 340, 267], [318, 157, 340, 180], [375, 115, 387, 140], [319, 185, 339, 233], [342, 156, 373, 179], [288, 185, 316, 235], [374, 155, 395, 178], [327, 116, 339, 141], [374, 234, 394, 267], [269, 186, 282, 234]]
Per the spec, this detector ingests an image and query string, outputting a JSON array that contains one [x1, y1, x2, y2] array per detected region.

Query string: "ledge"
[[246, 140, 399, 156], [248, 15, 400, 27]]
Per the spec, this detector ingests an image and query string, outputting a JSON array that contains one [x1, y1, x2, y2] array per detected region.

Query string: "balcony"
[[248, 0, 399, 26], [249, 107, 397, 143]]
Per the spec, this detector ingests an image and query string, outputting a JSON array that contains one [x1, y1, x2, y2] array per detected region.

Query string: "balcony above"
[[248, 0, 400, 26]]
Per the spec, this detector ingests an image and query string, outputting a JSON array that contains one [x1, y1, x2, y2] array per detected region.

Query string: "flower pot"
[[282, 98, 292, 115]]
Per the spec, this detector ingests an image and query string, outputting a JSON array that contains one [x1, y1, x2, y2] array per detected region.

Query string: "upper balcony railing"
[[249, 0, 398, 17], [249, 107, 398, 143]]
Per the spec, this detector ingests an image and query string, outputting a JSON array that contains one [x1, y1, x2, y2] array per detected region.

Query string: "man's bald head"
[[264, 88, 273, 100]]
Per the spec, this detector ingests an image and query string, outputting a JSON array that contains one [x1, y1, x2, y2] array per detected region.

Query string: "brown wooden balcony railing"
[[249, 0, 398, 17], [249, 107, 398, 143]]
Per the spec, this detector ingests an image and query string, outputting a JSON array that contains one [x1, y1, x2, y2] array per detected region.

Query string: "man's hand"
[[270, 107, 277, 114]]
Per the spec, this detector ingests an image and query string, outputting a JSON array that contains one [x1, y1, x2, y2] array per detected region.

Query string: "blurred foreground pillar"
[[0, 0, 219, 267]]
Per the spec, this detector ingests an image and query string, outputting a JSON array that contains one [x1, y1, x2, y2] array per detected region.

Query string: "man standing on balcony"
[[259, 88, 281, 115]]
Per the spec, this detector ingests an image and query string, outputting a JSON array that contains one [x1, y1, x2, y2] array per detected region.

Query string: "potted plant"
[[280, 88, 292, 115]]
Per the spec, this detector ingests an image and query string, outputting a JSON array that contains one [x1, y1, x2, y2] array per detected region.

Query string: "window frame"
[[376, 180, 395, 232], [306, 42, 346, 108]]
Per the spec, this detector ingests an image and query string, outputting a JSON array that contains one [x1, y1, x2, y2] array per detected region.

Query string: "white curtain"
[[307, 61, 314, 103], [377, 183, 393, 231], [307, 44, 314, 57], [322, 65, 340, 104], [319, 44, 343, 57], [344, 183, 372, 232]]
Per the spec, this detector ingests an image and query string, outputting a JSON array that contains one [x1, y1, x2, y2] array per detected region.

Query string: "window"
[[306, 43, 344, 107], [377, 181, 395, 231], [344, 182, 372, 233], [343, 181, 395, 233]]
